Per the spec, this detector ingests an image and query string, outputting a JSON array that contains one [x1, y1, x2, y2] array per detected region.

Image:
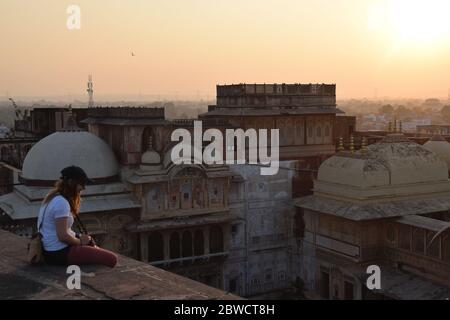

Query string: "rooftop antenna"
[[8, 97, 22, 120], [87, 74, 94, 108]]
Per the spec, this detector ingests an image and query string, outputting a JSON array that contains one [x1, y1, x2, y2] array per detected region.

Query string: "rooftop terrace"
[[0, 230, 241, 300]]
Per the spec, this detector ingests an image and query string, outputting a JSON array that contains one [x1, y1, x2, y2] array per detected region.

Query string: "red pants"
[[67, 245, 118, 268]]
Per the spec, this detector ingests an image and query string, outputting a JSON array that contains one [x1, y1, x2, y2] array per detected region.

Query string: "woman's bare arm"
[[55, 217, 82, 246]]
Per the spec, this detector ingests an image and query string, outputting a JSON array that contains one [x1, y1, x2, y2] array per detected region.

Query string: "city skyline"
[[1, 0, 450, 100]]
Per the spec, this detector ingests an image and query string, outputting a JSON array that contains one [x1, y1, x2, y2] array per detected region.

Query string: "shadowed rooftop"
[[0, 230, 241, 300]]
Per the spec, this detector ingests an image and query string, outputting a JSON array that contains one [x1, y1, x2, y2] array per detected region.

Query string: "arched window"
[[182, 231, 193, 257], [170, 232, 180, 259], [399, 225, 411, 250], [412, 228, 425, 254], [426, 231, 440, 258], [386, 224, 396, 243], [325, 125, 330, 137], [210, 226, 224, 253], [148, 232, 164, 262], [296, 121, 303, 138], [308, 125, 313, 138], [294, 209, 305, 238], [194, 230, 204, 256], [316, 126, 322, 137], [443, 236, 450, 262]]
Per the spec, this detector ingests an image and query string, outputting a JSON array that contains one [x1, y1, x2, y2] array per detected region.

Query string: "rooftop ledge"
[[0, 230, 241, 300]]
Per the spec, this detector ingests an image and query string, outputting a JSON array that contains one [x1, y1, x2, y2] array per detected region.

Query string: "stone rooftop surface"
[[0, 230, 241, 300]]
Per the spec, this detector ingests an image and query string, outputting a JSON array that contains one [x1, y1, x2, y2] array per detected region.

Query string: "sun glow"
[[369, 0, 450, 47], [390, 0, 450, 44]]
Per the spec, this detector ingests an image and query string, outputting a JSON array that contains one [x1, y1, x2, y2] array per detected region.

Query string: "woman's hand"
[[80, 234, 92, 246]]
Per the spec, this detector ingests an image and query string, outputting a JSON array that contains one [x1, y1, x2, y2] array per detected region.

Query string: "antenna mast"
[[87, 74, 94, 108]]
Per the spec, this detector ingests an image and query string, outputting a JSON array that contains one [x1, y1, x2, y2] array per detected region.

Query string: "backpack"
[[27, 201, 51, 265]]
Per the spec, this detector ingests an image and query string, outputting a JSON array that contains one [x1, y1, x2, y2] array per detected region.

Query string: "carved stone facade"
[[0, 83, 355, 298], [295, 135, 450, 299]]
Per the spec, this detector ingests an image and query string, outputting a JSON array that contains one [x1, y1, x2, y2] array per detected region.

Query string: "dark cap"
[[60, 166, 93, 186]]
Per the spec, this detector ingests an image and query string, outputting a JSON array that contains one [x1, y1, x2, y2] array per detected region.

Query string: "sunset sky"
[[1, 0, 450, 100]]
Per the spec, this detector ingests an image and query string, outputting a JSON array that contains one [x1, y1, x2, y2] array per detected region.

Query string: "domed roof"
[[423, 135, 450, 168], [140, 150, 162, 171], [318, 155, 390, 188], [22, 131, 119, 182], [141, 150, 161, 165], [318, 134, 448, 190]]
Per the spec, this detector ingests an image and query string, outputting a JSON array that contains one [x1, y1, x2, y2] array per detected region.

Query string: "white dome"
[[140, 150, 162, 171], [318, 156, 390, 188], [141, 150, 161, 165], [423, 136, 450, 169], [319, 135, 448, 188], [22, 131, 119, 182]]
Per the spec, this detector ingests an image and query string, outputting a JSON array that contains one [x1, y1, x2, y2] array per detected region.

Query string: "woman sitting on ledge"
[[37, 166, 117, 267]]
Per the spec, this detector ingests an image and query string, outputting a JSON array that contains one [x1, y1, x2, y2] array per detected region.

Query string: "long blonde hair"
[[43, 179, 81, 216]]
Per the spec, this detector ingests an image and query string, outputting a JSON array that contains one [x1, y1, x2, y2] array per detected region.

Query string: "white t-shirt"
[[37, 195, 76, 251]]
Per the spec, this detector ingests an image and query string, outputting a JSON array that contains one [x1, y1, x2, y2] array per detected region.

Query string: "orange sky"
[[1, 0, 450, 100]]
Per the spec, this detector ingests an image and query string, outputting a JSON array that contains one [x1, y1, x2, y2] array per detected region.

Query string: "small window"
[[265, 269, 272, 282], [317, 127, 322, 137], [229, 278, 237, 293], [214, 188, 218, 196], [183, 193, 189, 200], [413, 228, 425, 254], [344, 281, 354, 300], [443, 236, 450, 262], [427, 231, 440, 258], [325, 125, 330, 137], [308, 126, 313, 138], [386, 224, 396, 243], [399, 225, 411, 251], [296, 123, 303, 137], [320, 271, 330, 299]]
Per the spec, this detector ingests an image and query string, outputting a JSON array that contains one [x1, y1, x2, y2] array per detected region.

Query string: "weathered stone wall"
[[226, 161, 296, 297]]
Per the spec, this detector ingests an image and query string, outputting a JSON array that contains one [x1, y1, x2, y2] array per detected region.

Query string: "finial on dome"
[[148, 135, 154, 151], [60, 104, 84, 132], [350, 135, 354, 153], [338, 137, 344, 152], [361, 137, 367, 154], [429, 134, 447, 142]]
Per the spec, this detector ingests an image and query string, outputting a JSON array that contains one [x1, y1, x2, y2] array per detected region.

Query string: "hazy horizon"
[[1, 0, 450, 100]]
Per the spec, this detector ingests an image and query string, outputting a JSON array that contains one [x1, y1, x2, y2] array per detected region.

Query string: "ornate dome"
[[22, 131, 119, 183], [423, 135, 450, 169], [141, 151, 161, 165], [140, 135, 162, 171], [316, 134, 449, 200]]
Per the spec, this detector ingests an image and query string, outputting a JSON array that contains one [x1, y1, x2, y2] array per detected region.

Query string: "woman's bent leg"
[[67, 245, 118, 267]]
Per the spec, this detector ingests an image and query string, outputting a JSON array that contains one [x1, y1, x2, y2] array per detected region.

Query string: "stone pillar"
[[140, 233, 148, 263], [163, 232, 170, 260], [223, 224, 231, 252], [204, 227, 210, 255]]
